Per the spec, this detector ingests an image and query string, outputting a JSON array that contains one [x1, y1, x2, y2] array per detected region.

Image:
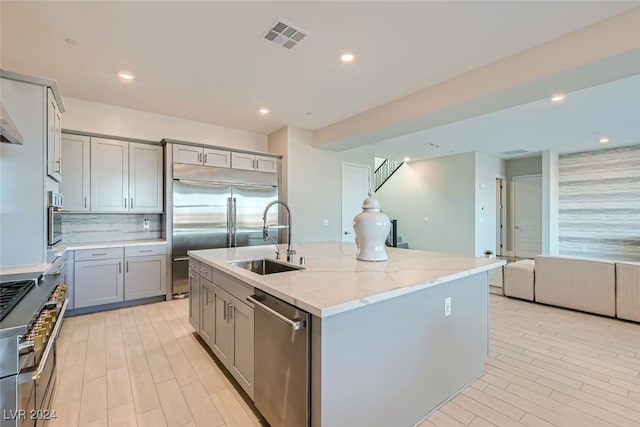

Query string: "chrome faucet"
[[263, 201, 296, 262]]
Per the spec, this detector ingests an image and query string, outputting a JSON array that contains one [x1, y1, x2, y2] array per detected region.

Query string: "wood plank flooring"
[[51, 294, 640, 427]]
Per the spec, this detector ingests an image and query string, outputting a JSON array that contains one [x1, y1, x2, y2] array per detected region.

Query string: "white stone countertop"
[[0, 263, 52, 276], [189, 241, 505, 318], [51, 239, 167, 255]]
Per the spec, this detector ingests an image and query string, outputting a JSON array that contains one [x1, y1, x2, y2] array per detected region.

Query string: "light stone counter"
[[189, 240, 504, 318], [51, 239, 167, 255]]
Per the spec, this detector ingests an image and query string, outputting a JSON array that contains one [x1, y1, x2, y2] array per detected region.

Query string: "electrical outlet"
[[444, 297, 452, 317], [143, 219, 150, 230]]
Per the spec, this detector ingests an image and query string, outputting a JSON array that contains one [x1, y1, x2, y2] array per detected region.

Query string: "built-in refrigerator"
[[171, 163, 279, 294]]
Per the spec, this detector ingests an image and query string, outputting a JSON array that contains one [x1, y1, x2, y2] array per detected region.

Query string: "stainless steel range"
[[0, 262, 68, 427]]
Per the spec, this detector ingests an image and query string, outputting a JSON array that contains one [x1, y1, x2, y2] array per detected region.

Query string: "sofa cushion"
[[534, 255, 616, 317], [616, 262, 640, 322], [504, 259, 535, 301]]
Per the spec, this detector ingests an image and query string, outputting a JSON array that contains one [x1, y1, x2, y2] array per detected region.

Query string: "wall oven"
[[47, 192, 63, 247]]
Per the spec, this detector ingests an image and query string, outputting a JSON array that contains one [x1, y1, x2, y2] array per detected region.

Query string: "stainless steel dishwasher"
[[247, 290, 310, 427]]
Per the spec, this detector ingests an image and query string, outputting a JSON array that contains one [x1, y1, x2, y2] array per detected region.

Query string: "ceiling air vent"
[[263, 19, 308, 50], [502, 149, 529, 156]]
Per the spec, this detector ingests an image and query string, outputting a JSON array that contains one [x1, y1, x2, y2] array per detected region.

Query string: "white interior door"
[[342, 163, 371, 242], [513, 175, 542, 258]]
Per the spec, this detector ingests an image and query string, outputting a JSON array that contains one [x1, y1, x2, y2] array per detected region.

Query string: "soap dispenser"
[[353, 193, 391, 261]]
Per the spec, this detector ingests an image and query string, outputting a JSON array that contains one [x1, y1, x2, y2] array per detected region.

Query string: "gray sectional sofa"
[[503, 255, 639, 322]]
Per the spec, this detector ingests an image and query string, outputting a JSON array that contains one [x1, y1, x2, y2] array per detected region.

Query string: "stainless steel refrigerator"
[[172, 163, 279, 294]]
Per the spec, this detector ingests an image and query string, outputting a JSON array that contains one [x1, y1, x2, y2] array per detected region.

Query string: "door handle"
[[204, 153, 208, 163], [223, 300, 228, 320], [344, 231, 352, 235], [247, 296, 306, 331], [227, 304, 233, 320]]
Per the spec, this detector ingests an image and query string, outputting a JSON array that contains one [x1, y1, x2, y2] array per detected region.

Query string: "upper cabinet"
[[129, 142, 163, 212], [46, 88, 63, 182], [231, 152, 277, 173], [91, 138, 129, 212], [60, 134, 90, 211], [172, 142, 277, 173], [76, 136, 163, 213], [173, 143, 231, 168]]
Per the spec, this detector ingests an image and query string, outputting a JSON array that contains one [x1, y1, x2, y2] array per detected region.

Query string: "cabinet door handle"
[[228, 304, 233, 320], [84, 196, 87, 209], [139, 249, 153, 253], [119, 262, 122, 273], [223, 300, 228, 320], [204, 153, 207, 163], [92, 252, 108, 256], [124, 198, 127, 209], [126, 261, 129, 273], [131, 198, 133, 209]]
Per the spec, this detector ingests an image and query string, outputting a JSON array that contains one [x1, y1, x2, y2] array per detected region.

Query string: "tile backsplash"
[[62, 214, 164, 243]]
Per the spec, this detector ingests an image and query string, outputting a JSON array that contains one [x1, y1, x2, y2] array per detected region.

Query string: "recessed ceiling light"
[[340, 52, 355, 63], [259, 108, 270, 115], [403, 157, 411, 162], [551, 93, 566, 103], [118, 72, 135, 81], [599, 136, 611, 144]]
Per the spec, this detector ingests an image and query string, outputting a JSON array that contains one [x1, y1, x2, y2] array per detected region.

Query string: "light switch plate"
[[444, 297, 452, 317]]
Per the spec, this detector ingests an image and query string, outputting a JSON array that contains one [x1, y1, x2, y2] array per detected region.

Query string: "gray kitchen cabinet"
[[188, 265, 200, 331], [231, 152, 277, 173], [60, 133, 90, 211], [91, 137, 129, 211], [74, 248, 124, 308], [91, 137, 163, 213], [212, 283, 233, 366], [129, 142, 163, 212], [124, 244, 166, 300], [46, 87, 63, 182], [229, 293, 254, 397], [74, 245, 167, 309], [199, 278, 215, 347], [172, 143, 231, 168]]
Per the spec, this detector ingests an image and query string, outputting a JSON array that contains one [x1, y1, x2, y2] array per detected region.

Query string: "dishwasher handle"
[[247, 295, 306, 331]]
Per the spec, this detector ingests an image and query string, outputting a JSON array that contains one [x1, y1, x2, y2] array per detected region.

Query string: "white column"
[[542, 150, 559, 255]]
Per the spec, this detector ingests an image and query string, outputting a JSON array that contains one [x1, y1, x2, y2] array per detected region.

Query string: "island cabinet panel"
[[230, 294, 254, 398], [311, 272, 488, 427], [188, 267, 200, 331], [200, 278, 215, 347], [212, 283, 233, 365]]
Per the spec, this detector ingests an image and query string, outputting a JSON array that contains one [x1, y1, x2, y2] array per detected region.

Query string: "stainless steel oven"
[[1, 262, 68, 427], [47, 192, 63, 247]]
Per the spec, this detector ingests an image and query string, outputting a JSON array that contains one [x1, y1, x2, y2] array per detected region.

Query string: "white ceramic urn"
[[353, 193, 391, 261]]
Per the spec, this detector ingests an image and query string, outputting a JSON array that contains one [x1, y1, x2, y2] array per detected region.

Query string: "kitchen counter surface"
[[0, 263, 51, 276], [189, 241, 505, 317], [51, 239, 167, 255]]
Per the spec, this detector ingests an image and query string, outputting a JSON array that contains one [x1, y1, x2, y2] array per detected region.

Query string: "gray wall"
[[376, 153, 477, 256], [269, 126, 374, 243], [559, 145, 640, 261]]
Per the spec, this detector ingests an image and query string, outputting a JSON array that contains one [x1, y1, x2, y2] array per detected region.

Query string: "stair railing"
[[375, 159, 404, 191]]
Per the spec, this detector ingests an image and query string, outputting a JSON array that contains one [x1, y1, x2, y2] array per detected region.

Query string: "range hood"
[[0, 103, 23, 145]]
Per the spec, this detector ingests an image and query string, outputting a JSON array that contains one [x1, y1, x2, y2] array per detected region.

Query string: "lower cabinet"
[[188, 264, 200, 331], [75, 255, 124, 308], [191, 257, 254, 399], [74, 244, 166, 309]]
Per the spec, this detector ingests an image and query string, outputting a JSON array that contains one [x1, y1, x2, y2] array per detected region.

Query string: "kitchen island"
[[189, 241, 504, 427]]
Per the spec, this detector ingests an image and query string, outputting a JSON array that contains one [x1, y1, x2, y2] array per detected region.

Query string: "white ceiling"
[[2, 1, 639, 159]]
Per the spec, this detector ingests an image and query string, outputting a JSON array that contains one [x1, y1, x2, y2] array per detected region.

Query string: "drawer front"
[[189, 258, 200, 273], [125, 244, 167, 257], [199, 263, 213, 281], [212, 267, 254, 304], [75, 247, 124, 261]]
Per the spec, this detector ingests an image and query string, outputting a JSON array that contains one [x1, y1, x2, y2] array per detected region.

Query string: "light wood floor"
[[51, 295, 640, 427]]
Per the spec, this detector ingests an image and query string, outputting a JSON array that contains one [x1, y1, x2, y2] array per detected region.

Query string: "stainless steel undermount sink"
[[229, 258, 303, 275]]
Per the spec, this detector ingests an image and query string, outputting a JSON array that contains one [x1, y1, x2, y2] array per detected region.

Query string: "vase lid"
[[362, 192, 381, 209]]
